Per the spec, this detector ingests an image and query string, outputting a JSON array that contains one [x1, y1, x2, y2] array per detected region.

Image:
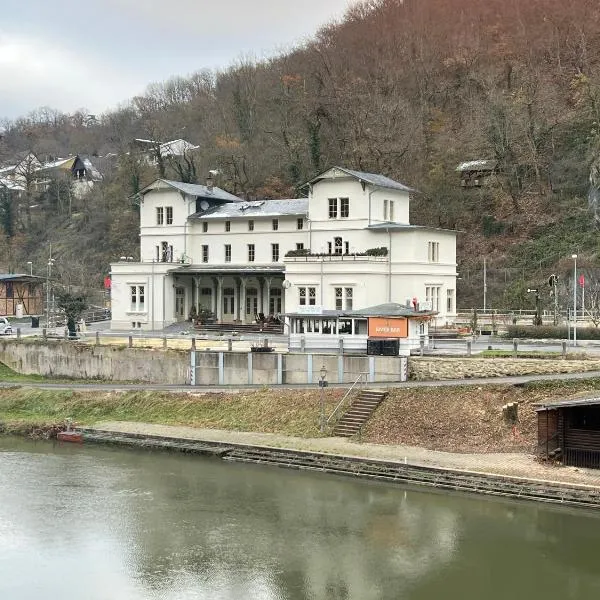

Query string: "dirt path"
[[89, 421, 600, 489]]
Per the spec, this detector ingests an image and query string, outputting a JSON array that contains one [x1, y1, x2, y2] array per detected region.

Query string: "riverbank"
[[2, 377, 600, 452], [77, 422, 600, 508]]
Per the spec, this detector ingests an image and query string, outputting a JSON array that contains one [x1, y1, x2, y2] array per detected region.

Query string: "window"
[[248, 220, 254, 231], [248, 244, 255, 262], [296, 242, 304, 251], [269, 288, 282, 314], [225, 244, 231, 263], [202, 245, 209, 263], [156, 207, 164, 225], [344, 241, 350, 254], [246, 288, 258, 315], [299, 286, 316, 306], [383, 200, 388, 221], [327, 241, 332, 254], [202, 222, 208, 233], [340, 197, 349, 218], [334, 237, 343, 255], [297, 218, 304, 230], [328, 198, 337, 219], [225, 220, 231, 232], [335, 287, 353, 310], [160, 241, 173, 263], [272, 243, 280, 262], [389, 201, 394, 221], [130, 285, 145, 312], [272, 218, 279, 231], [428, 241, 440, 263], [447, 289, 455, 313], [426, 286, 441, 312], [166, 206, 173, 225]]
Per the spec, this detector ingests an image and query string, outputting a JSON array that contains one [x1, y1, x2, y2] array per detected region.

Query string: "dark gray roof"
[[309, 167, 415, 193], [139, 179, 242, 202], [368, 223, 457, 233], [535, 397, 600, 411], [286, 303, 435, 318], [348, 302, 436, 317], [190, 198, 308, 219]]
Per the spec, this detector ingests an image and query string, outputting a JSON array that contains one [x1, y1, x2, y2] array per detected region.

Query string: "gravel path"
[[90, 421, 600, 489]]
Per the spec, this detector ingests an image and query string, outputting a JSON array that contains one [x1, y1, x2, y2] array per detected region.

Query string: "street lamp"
[[527, 288, 542, 326], [46, 258, 55, 328], [26, 261, 32, 276], [572, 254, 578, 347], [319, 365, 328, 433]]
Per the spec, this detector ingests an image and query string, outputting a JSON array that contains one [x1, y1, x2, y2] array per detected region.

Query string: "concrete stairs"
[[332, 389, 388, 438]]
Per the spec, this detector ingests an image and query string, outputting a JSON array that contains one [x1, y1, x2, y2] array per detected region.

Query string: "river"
[[1, 437, 599, 599]]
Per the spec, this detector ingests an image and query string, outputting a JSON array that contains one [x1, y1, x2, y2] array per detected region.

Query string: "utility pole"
[[46, 244, 55, 328], [483, 257, 487, 312], [572, 254, 578, 346]]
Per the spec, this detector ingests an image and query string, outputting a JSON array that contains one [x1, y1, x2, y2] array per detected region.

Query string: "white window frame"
[[272, 243, 279, 262], [428, 241, 440, 263], [426, 286, 441, 312], [130, 285, 145, 312], [166, 206, 173, 225], [248, 244, 255, 262], [156, 207, 164, 225], [202, 245, 209, 263], [299, 286, 316, 306], [447, 289, 455, 313], [224, 244, 231, 263]]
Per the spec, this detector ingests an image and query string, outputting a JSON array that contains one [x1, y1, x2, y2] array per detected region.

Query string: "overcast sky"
[[0, 0, 356, 121]]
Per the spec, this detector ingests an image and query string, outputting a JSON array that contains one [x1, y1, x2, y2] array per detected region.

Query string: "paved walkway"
[[5, 369, 600, 393], [88, 421, 600, 489]]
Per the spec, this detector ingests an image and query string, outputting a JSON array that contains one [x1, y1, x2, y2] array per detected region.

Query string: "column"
[[265, 277, 272, 316], [195, 277, 200, 313], [240, 277, 247, 324], [258, 277, 265, 318], [214, 276, 223, 322]]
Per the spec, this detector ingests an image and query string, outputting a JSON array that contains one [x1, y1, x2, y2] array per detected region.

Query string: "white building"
[[110, 167, 457, 331]]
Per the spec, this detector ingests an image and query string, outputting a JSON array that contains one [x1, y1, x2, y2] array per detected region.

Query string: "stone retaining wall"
[[409, 357, 600, 381]]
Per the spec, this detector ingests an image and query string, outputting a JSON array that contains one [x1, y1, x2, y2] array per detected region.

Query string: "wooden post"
[[228, 338, 233, 352], [191, 337, 196, 350], [95, 331, 100, 346], [466, 340, 472, 356], [419, 338, 424, 356], [562, 340, 567, 358], [42, 328, 47, 339], [128, 335, 133, 348], [16, 328, 21, 340], [163, 336, 167, 349], [513, 338, 518, 357]]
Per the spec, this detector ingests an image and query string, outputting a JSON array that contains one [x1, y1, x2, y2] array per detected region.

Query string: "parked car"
[[0, 317, 13, 335]]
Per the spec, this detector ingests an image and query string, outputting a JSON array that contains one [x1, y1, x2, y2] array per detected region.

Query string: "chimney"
[[206, 175, 214, 192]]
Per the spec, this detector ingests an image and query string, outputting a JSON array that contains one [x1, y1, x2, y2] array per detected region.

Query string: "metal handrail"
[[326, 371, 368, 425]]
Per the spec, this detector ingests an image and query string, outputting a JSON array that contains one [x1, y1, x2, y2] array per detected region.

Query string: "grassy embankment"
[[2, 359, 600, 452]]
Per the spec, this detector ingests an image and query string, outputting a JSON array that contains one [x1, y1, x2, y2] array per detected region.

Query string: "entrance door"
[[246, 288, 258, 319], [175, 287, 185, 320], [223, 287, 235, 322], [269, 288, 282, 315]]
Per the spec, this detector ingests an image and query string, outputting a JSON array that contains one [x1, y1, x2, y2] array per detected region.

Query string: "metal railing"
[[326, 372, 368, 425]]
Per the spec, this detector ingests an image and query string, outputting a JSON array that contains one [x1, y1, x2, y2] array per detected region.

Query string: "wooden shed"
[[536, 397, 600, 468], [0, 274, 44, 317]]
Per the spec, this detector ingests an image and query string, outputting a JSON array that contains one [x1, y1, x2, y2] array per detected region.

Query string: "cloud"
[[0, 33, 142, 118]]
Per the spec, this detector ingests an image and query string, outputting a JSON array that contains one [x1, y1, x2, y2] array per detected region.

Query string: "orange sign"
[[368, 317, 408, 338]]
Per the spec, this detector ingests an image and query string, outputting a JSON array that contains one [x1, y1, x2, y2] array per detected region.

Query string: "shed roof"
[[367, 223, 457, 234], [348, 302, 436, 317], [0, 274, 44, 281], [456, 160, 497, 172], [190, 198, 308, 219], [535, 397, 600, 411]]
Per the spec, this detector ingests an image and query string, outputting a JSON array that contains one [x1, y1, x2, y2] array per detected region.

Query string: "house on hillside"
[[133, 138, 199, 161], [110, 166, 458, 337], [0, 274, 44, 317], [456, 159, 498, 187]]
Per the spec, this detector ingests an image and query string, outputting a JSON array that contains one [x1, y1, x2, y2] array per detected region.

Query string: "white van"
[[0, 317, 13, 335]]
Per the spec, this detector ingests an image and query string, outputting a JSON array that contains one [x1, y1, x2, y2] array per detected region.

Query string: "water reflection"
[[0, 438, 599, 600]]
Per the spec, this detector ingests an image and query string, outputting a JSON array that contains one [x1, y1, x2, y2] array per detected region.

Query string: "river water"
[[1, 437, 599, 600]]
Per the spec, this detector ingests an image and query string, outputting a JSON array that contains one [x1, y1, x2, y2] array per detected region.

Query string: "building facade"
[[110, 167, 457, 330]]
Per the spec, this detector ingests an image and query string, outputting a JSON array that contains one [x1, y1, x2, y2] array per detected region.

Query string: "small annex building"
[[287, 302, 434, 355], [0, 274, 44, 317], [536, 397, 600, 469]]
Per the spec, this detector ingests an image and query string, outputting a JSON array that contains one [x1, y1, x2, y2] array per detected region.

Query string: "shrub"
[[503, 325, 600, 340]]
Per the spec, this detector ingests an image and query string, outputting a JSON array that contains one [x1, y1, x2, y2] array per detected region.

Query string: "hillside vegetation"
[[2, 0, 600, 308]]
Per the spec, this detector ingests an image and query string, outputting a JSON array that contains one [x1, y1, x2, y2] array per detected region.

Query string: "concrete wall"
[[0, 339, 189, 384], [0, 339, 408, 386]]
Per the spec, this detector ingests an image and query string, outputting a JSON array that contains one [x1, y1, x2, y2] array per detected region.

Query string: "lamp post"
[[319, 364, 328, 433], [572, 254, 578, 346], [26, 261, 32, 276], [527, 288, 542, 326], [46, 258, 55, 327]]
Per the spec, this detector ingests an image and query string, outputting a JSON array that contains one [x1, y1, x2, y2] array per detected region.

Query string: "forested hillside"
[[2, 0, 600, 310]]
